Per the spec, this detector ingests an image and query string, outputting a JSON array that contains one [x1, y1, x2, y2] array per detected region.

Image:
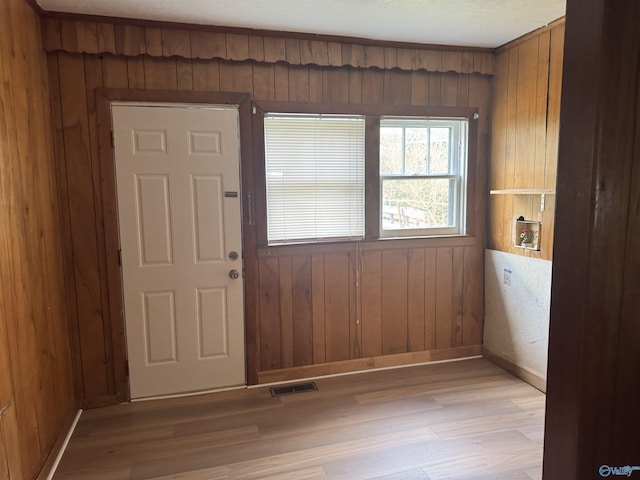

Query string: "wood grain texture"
[[487, 22, 564, 260], [257, 244, 483, 379], [407, 249, 426, 352], [381, 250, 408, 355], [544, 3, 640, 476], [57, 53, 110, 400], [53, 358, 545, 480], [311, 255, 326, 365], [361, 251, 382, 358], [424, 248, 437, 350], [258, 345, 481, 384], [258, 257, 281, 371], [435, 248, 453, 349], [47, 21, 490, 402], [278, 256, 294, 369], [291, 256, 313, 367], [324, 254, 351, 363], [41, 17, 496, 75], [0, 1, 76, 478]]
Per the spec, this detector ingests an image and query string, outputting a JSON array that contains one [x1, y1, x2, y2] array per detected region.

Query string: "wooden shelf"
[[490, 188, 555, 195]]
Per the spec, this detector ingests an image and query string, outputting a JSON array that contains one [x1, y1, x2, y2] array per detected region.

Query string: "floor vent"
[[270, 382, 318, 397]]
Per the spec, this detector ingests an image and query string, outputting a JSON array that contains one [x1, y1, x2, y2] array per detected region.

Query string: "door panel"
[[112, 104, 245, 399], [192, 175, 225, 262], [136, 175, 173, 265], [142, 290, 177, 364]]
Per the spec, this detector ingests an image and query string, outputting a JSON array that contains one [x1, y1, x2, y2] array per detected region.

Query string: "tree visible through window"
[[380, 117, 468, 237], [260, 110, 471, 246]]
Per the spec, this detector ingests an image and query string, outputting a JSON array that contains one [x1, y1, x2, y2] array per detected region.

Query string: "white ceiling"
[[36, 0, 566, 49]]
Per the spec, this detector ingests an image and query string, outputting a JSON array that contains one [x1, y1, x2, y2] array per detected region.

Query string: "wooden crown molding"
[[41, 15, 496, 76]]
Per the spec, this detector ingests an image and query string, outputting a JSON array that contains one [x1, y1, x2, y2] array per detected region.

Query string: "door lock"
[[229, 269, 240, 279], [228, 251, 239, 260]]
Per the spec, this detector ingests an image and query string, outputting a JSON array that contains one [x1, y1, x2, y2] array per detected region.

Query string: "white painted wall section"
[[484, 249, 552, 380]]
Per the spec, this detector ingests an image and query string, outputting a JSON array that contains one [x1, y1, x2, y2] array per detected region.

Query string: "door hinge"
[[111, 130, 115, 147], [125, 360, 129, 376], [118, 248, 122, 266]]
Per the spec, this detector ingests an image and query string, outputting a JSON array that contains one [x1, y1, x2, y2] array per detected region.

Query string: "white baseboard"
[[43, 409, 82, 480]]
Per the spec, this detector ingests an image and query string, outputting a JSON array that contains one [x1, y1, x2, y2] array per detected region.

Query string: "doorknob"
[[229, 269, 240, 279]]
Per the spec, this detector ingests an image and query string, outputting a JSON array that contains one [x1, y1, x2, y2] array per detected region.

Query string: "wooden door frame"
[[96, 89, 258, 402], [543, 0, 640, 476]]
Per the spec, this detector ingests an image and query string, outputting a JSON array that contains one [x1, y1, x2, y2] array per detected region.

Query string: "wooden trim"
[[95, 88, 249, 105], [252, 105, 268, 247], [490, 188, 555, 195], [544, 2, 640, 476], [41, 11, 495, 54], [95, 89, 256, 399], [466, 112, 480, 237], [96, 91, 128, 404], [34, 406, 79, 480], [238, 98, 259, 385], [364, 115, 381, 240], [253, 102, 480, 251], [257, 345, 482, 384], [41, 17, 495, 75], [255, 101, 478, 118], [495, 17, 566, 54], [257, 235, 478, 257], [482, 346, 546, 393]]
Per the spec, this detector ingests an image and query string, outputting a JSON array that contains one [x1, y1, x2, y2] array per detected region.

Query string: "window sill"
[[256, 235, 478, 257]]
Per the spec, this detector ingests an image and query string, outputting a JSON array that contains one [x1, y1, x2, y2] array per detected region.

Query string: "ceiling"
[[36, 0, 566, 49]]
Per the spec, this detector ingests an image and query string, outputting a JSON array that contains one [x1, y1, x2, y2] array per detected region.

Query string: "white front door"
[[112, 104, 245, 399]]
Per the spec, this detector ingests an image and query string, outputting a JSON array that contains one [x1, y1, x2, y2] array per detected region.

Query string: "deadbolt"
[[228, 251, 239, 260], [229, 269, 240, 279]]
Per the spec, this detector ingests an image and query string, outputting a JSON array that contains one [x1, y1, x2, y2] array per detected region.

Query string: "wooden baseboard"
[[482, 346, 547, 393], [257, 345, 482, 384], [36, 407, 82, 480]]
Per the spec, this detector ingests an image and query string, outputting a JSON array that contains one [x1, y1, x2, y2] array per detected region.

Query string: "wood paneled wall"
[[487, 22, 565, 261], [41, 17, 495, 76], [45, 16, 491, 403], [0, 1, 76, 479], [257, 245, 484, 382]]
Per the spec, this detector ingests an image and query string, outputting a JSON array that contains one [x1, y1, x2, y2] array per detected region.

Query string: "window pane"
[[429, 127, 450, 174], [265, 114, 365, 244], [380, 127, 403, 174], [382, 178, 455, 230], [405, 127, 428, 175]]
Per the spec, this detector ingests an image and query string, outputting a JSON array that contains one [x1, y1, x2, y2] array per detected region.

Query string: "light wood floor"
[[54, 358, 545, 480]]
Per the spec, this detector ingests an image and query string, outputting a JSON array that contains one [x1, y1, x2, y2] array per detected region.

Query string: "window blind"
[[264, 114, 365, 244]]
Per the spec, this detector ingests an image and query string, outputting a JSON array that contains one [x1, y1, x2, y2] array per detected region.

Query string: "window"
[[379, 117, 468, 237], [259, 107, 474, 248], [264, 114, 365, 245]]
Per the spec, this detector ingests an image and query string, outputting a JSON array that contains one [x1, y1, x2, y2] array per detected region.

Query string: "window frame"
[[378, 116, 469, 238], [253, 102, 479, 251], [263, 112, 367, 245]]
